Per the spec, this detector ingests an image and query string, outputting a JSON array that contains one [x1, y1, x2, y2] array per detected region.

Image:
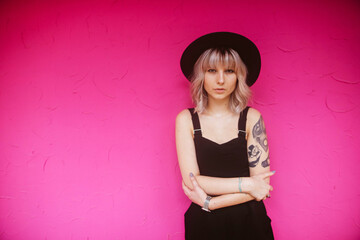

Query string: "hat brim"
[[180, 32, 261, 87]]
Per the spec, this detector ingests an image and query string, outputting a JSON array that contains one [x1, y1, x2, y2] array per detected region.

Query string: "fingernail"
[[272, 170, 276, 173], [190, 172, 194, 177]]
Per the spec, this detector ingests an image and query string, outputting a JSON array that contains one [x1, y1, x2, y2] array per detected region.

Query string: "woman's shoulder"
[[175, 108, 193, 127], [246, 107, 263, 125]]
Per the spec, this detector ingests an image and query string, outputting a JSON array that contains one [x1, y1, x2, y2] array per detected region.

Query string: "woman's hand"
[[182, 173, 208, 208], [248, 171, 275, 201]]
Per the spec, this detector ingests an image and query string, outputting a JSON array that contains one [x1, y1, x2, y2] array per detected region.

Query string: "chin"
[[210, 94, 230, 101]]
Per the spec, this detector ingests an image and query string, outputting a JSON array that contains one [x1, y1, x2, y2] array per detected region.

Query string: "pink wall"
[[0, 0, 359, 239]]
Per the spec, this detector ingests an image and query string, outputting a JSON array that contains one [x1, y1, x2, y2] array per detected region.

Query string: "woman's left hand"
[[182, 173, 208, 208]]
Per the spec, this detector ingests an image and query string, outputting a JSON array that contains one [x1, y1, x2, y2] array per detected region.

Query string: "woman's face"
[[203, 65, 237, 101]]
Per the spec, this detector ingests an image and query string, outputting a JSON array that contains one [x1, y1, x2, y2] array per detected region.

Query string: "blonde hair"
[[190, 48, 252, 113]]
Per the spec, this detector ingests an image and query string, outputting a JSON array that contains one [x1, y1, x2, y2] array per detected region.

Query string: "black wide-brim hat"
[[180, 32, 261, 86]]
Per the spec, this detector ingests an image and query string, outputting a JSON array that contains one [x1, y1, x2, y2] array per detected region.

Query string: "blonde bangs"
[[201, 49, 236, 72]]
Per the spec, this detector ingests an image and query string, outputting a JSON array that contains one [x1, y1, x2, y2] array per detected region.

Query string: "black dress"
[[185, 107, 274, 240]]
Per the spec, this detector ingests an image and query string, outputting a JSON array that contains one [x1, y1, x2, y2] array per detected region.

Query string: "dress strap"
[[238, 106, 250, 137], [188, 108, 202, 136]]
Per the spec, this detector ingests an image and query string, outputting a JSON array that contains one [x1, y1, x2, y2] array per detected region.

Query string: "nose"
[[217, 71, 225, 85]]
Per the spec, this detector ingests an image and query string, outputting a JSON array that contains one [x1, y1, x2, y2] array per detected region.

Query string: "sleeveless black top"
[[185, 107, 274, 240], [191, 107, 250, 178]]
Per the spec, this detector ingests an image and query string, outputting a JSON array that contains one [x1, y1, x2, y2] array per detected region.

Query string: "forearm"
[[209, 192, 255, 210], [196, 175, 253, 196], [182, 171, 273, 211]]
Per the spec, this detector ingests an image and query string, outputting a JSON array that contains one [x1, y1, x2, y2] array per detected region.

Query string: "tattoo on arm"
[[252, 116, 268, 152], [261, 155, 270, 168], [248, 144, 262, 168]]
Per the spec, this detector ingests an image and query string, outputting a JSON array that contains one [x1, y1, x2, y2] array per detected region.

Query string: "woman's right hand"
[[248, 171, 275, 201]]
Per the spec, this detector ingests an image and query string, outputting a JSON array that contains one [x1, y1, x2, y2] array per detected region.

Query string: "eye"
[[225, 69, 235, 73], [207, 69, 216, 73]]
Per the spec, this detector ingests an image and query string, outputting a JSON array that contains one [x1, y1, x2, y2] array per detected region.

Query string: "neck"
[[205, 97, 232, 117]]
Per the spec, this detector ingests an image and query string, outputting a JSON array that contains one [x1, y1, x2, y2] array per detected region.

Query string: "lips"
[[214, 88, 225, 93]]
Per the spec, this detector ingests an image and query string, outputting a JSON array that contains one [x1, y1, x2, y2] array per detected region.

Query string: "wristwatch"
[[201, 196, 212, 212]]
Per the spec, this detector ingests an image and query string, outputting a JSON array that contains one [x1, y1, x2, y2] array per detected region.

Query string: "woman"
[[176, 32, 275, 239]]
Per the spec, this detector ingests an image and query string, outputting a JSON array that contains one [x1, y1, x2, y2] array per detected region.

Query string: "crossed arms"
[[175, 108, 274, 210]]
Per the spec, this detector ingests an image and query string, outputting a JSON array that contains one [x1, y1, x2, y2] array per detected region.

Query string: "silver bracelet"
[[201, 196, 212, 212]]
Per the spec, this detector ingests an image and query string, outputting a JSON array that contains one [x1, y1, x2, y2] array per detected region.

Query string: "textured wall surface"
[[0, 0, 359, 239]]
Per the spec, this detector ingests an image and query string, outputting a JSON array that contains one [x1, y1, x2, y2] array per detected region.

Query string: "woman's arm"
[[183, 174, 274, 210], [182, 174, 255, 210], [183, 172, 274, 210], [176, 109, 274, 198], [246, 108, 272, 196], [195, 174, 272, 197], [209, 193, 254, 210]]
